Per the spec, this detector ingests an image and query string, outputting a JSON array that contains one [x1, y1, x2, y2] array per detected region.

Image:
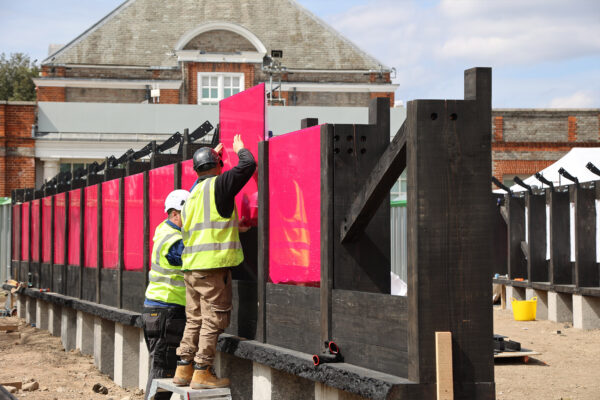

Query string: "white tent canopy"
[[496, 148, 600, 193]]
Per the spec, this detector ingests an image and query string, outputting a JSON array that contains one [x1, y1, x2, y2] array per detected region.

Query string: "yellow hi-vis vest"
[[181, 177, 243, 270], [144, 221, 186, 306]]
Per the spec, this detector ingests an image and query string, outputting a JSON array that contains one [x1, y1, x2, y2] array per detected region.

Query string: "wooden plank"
[[526, 193, 547, 282], [225, 280, 257, 339], [332, 289, 407, 322], [121, 270, 145, 313], [66, 265, 80, 298], [548, 189, 571, 284], [435, 332, 454, 400], [507, 196, 527, 279], [266, 303, 320, 354], [0, 324, 18, 332], [572, 185, 597, 287], [320, 124, 334, 345], [341, 121, 406, 243], [0, 381, 22, 390], [100, 268, 119, 308], [81, 264, 97, 303], [256, 140, 268, 342]]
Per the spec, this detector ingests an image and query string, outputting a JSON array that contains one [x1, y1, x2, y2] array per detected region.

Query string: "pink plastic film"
[[219, 83, 265, 226], [31, 200, 40, 261], [124, 173, 144, 271], [12, 205, 20, 260], [102, 180, 119, 269], [268, 125, 321, 285], [68, 190, 81, 266], [181, 159, 197, 192], [149, 165, 174, 267], [42, 197, 52, 262], [21, 202, 30, 261], [54, 193, 66, 265], [84, 186, 98, 268]]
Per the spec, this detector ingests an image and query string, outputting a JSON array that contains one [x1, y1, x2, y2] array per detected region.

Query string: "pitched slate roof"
[[43, 0, 387, 70]]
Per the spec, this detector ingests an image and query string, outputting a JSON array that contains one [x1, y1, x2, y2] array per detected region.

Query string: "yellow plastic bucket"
[[511, 297, 537, 321]]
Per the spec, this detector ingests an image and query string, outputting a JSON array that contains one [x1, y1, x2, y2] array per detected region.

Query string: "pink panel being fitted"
[[102, 180, 119, 269], [181, 159, 197, 192], [219, 83, 265, 226], [12, 205, 20, 260], [42, 197, 52, 262], [124, 173, 144, 271], [21, 202, 30, 261], [268, 125, 321, 285], [68, 190, 81, 266], [84, 185, 98, 268], [54, 193, 66, 265], [149, 165, 174, 267], [31, 200, 40, 261]]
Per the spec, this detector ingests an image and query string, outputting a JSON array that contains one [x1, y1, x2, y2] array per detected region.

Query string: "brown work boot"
[[190, 365, 230, 389], [173, 360, 194, 386]]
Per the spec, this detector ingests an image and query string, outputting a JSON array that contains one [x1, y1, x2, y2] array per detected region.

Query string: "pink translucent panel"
[[68, 190, 81, 265], [31, 200, 40, 261], [149, 165, 174, 267], [54, 193, 66, 265], [84, 185, 98, 268], [42, 197, 52, 262], [21, 202, 30, 261], [12, 205, 20, 260], [102, 180, 120, 269], [219, 83, 265, 226], [181, 159, 197, 192], [124, 173, 144, 271], [268, 125, 321, 285]]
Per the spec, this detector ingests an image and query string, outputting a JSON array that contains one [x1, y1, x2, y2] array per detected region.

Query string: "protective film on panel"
[[124, 173, 144, 271], [149, 164, 174, 268], [102, 180, 119, 269], [54, 193, 66, 265], [42, 197, 52, 262], [181, 159, 197, 192], [68, 190, 81, 266], [12, 205, 20, 260], [31, 200, 40, 261], [219, 83, 265, 227], [84, 186, 98, 268], [21, 202, 30, 261], [268, 125, 321, 285]]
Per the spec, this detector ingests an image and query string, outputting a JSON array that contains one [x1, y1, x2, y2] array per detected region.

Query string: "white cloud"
[[549, 91, 597, 108]]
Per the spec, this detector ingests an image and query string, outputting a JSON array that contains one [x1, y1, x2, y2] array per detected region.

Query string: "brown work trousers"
[[176, 268, 232, 366]]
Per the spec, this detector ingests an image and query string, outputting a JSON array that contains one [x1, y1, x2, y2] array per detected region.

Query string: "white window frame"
[[197, 72, 245, 104]]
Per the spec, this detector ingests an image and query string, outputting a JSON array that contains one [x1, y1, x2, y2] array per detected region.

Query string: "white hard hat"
[[164, 189, 190, 213]]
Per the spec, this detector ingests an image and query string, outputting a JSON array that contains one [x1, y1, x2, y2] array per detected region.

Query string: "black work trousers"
[[142, 306, 186, 400]]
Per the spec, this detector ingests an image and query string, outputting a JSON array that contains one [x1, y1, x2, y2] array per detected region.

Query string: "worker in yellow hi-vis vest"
[[142, 189, 189, 400], [174, 135, 255, 389]]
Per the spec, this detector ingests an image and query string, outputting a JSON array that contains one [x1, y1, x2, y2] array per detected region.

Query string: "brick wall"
[[0, 102, 36, 197], [65, 88, 146, 103], [158, 89, 180, 104], [38, 86, 66, 102], [186, 62, 256, 104]]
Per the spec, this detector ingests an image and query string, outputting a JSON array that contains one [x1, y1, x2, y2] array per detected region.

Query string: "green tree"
[[0, 53, 39, 101]]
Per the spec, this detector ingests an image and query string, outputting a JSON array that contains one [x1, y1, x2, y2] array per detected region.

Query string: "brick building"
[[33, 0, 397, 106]]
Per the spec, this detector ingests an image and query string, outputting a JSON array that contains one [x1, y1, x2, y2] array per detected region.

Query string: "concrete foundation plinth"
[[17, 295, 27, 319], [36, 300, 49, 331], [138, 328, 150, 391], [526, 288, 549, 320], [573, 295, 600, 329], [94, 316, 115, 378], [25, 296, 36, 325], [76, 311, 94, 355], [61, 307, 77, 351], [272, 367, 315, 400], [48, 303, 62, 336], [506, 286, 526, 311], [217, 351, 253, 400], [253, 362, 272, 400], [114, 323, 140, 388], [548, 292, 573, 323]]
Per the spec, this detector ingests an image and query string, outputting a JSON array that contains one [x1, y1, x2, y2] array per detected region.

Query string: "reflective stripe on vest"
[[181, 177, 243, 270], [144, 221, 186, 305]]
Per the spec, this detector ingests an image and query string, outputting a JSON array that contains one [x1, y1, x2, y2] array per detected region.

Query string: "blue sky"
[[1, 0, 598, 108]]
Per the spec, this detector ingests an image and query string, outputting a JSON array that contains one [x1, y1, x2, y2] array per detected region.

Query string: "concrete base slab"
[[76, 311, 94, 355], [25, 296, 36, 325], [272, 367, 315, 400], [61, 307, 77, 351], [548, 292, 573, 323], [573, 295, 600, 329], [94, 316, 115, 378], [506, 286, 526, 311], [48, 303, 62, 336], [316, 382, 367, 400], [114, 322, 140, 389], [526, 288, 549, 320], [217, 351, 252, 400], [253, 362, 272, 400], [17, 295, 26, 319], [138, 328, 150, 391], [36, 300, 49, 331]]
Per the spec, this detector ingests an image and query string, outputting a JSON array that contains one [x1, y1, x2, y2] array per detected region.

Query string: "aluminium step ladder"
[[147, 379, 232, 400]]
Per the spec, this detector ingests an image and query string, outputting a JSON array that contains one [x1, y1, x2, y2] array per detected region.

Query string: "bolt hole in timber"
[[450, 113, 458, 120], [430, 112, 438, 120]]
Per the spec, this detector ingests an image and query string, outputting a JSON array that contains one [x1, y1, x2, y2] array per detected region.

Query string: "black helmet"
[[193, 147, 222, 172]]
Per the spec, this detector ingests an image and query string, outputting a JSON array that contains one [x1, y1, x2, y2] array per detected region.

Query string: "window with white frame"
[[198, 73, 244, 104]]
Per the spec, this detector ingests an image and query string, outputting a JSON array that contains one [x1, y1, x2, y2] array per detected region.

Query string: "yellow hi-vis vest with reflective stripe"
[[144, 221, 186, 306], [181, 177, 243, 270]]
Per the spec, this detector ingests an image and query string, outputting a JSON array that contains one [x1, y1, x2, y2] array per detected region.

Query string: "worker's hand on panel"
[[232, 134, 245, 154], [238, 216, 251, 232], [214, 143, 224, 154]]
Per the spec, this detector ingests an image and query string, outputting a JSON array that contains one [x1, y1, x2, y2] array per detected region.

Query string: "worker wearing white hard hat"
[[142, 189, 190, 400]]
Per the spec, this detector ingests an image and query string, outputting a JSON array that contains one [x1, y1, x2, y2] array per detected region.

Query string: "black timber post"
[[320, 124, 334, 345], [301, 118, 318, 129], [63, 190, 69, 294], [407, 68, 495, 398], [49, 194, 55, 289], [174, 162, 182, 190], [572, 184, 597, 287], [143, 170, 150, 288], [257, 141, 269, 342], [491, 194, 508, 275], [506, 195, 527, 280], [96, 183, 102, 304], [526, 191, 547, 282], [118, 176, 125, 308], [79, 187, 85, 299], [548, 188, 570, 284], [36, 194, 43, 287]]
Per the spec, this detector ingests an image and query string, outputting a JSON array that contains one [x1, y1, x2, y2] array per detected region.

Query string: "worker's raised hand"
[[214, 143, 224, 154], [232, 134, 244, 154]]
